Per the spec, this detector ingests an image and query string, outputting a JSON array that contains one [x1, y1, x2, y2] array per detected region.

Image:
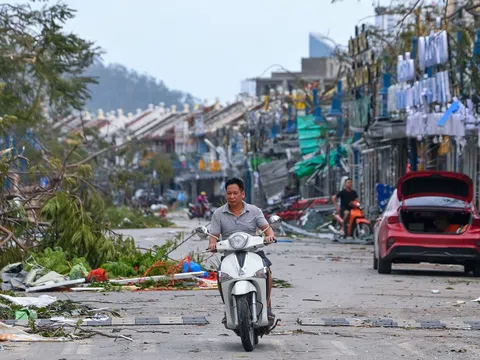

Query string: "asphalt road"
[[3, 213, 480, 359]]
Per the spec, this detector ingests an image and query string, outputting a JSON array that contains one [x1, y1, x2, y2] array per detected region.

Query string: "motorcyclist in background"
[[331, 178, 359, 234], [196, 191, 208, 217]]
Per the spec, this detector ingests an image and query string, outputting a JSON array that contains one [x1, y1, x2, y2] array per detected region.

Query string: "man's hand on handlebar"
[[264, 235, 276, 245], [207, 241, 217, 252]]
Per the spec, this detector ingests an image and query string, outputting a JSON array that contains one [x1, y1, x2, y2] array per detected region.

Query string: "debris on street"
[[0, 322, 67, 342], [0, 294, 57, 308], [0, 231, 215, 295], [109, 271, 205, 285]]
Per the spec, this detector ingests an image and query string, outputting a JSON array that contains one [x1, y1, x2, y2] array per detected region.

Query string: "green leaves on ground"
[[105, 206, 173, 229]]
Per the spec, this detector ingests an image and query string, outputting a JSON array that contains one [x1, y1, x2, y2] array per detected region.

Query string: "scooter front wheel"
[[353, 223, 371, 240], [236, 294, 255, 352]]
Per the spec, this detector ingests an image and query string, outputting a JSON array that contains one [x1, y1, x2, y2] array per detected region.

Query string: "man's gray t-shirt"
[[210, 202, 269, 239]]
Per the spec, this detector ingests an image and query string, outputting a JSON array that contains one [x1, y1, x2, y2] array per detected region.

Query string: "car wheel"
[[473, 263, 480, 277], [377, 257, 392, 274], [373, 251, 378, 270], [464, 262, 474, 274]]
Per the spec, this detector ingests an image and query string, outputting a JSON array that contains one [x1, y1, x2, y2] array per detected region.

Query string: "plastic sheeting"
[[0, 294, 57, 308], [297, 115, 327, 155], [258, 159, 289, 203], [292, 155, 326, 179]]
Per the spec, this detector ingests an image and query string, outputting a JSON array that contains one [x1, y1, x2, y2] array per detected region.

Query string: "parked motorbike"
[[194, 215, 282, 352], [328, 201, 371, 240], [188, 201, 215, 221]]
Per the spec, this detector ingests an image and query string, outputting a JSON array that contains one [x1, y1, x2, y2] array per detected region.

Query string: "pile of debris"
[[1, 259, 217, 293]]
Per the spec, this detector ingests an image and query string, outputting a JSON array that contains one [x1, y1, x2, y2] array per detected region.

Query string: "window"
[[403, 196, 469, 209], [385, 190, 398, 212]]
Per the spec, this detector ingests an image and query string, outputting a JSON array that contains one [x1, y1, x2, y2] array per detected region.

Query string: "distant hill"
[[84, 61, 199, 114]]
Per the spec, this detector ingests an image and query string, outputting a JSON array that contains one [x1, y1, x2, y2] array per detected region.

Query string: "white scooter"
[[194, 215, 282, 352]]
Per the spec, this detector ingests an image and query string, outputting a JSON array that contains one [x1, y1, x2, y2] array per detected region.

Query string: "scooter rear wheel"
[[236, 294, 255, 352]]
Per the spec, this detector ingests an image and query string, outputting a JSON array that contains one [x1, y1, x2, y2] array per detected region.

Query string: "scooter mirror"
[[269, 215, 282, 224], [194, 226, 209, 235]]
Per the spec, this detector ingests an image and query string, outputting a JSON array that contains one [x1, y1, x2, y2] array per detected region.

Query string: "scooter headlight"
[[254, 268, 267, 278], [228, 234, 248, 249]]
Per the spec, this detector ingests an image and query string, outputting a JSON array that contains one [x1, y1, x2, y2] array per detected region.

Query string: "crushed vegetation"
[[272, 278, 293, 288], [1, 231, 216, 296], [105, 207, 173, 229], [0, 293, 119, 321]]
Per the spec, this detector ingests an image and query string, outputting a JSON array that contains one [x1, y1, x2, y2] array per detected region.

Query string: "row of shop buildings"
[[58, 4, 480, 216]]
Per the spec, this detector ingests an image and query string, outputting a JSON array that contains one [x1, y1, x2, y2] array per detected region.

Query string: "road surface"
[[3, 214, 480, 359]]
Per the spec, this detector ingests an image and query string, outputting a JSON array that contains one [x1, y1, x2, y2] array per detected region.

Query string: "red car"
[[373, 171, 480, 275]]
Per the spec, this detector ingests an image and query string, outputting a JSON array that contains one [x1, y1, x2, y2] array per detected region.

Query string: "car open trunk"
[[400, 208, 471, 234]]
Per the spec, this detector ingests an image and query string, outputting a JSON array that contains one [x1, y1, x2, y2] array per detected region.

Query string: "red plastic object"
[[159, 208, 167, 218], [86, 268, 108, 283], [207, 272, 217, 281]]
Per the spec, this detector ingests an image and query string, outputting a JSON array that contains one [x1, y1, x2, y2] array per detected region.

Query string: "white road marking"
[[60, 343, 79, 356], [331, 340, 356, 356], [76, 345, 93, 355]]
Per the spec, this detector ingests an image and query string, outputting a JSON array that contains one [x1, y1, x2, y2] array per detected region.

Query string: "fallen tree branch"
[[0, 224, 27, 251]]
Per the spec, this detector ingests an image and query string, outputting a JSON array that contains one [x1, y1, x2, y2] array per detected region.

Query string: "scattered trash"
[[0, 294, 57, 308], [472, 297, 480, 303], [86, 269, 108, 283], [0, 344, 4, 351], [281, 222, 333, 240], [109, 271, 205, 285], [182, 261, 201, 273], [26, 278, 85, 293], [71, 287, 105, 292], [15, 308, 37, 320], [194, 277, 218, 289], [445, 287, 455, 290], [431, 290, 440, 294], [0, 322, 67, 342], [456, 300, 466, 305]]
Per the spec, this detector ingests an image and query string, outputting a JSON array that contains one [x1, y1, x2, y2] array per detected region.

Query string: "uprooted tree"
[[0, 1, 140, 268]]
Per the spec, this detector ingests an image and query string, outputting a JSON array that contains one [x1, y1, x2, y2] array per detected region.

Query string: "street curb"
[[297, 317, 480, 330], [0, 316, 209, 327]]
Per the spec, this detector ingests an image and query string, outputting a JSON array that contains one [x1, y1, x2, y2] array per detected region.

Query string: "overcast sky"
[[60, 0, 380, 103]]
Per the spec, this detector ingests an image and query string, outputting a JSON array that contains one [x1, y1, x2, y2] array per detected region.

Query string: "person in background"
[[332, 178, 359, 233], [197, 191, 208, 216]]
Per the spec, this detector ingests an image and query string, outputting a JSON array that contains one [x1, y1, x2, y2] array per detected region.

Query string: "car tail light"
[[388, 216, 400, 224], [387, 238, 395, 248]]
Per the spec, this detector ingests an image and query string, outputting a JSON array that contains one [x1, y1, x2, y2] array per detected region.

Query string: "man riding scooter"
[[207, 177, 276, 326], [331, 178, 359, 235]]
